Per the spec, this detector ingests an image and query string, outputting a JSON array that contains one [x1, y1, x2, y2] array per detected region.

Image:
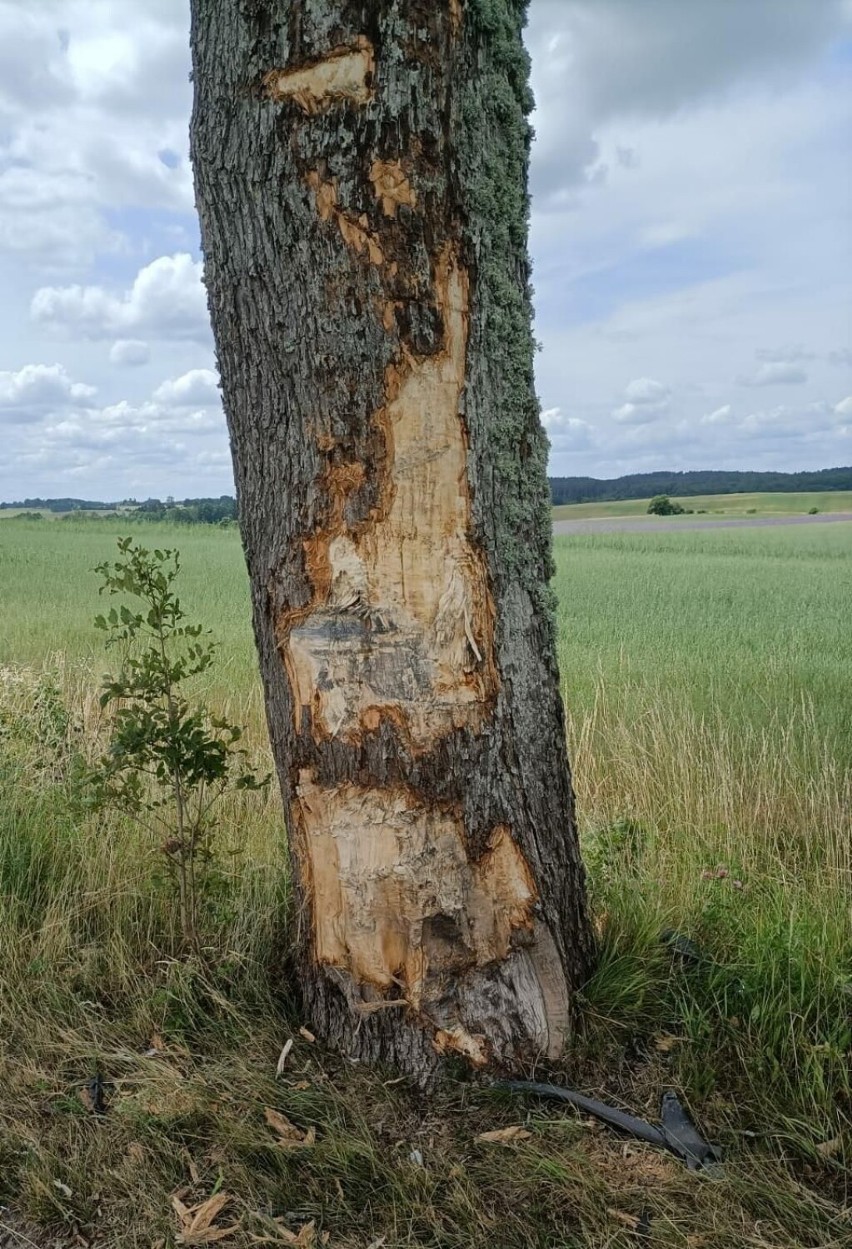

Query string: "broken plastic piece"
[[659, 1090, 722, 1170], [498, 1080, 721, 1172], [660, 928, 704, 965], [82, 1072, 108, 1114]]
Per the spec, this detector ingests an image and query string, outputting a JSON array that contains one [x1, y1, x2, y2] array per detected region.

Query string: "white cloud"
[[0, 0, 192, 266], [3, 364, 231, 501], [612, 376, 671, 422], [109, 339, 150, 367], [835, 396, 852, 416], [31, 254, 210, 343], [153, 369, 219, 407], [755, 344, 814, 363], [526, 0, 851, 201], [624, 377, 670, 405], [740, 402, 836, 438], [738, 362, 809, 387], [701, 403, 732, 425], [542, 408, 594, 447], [0, 363, 96, 423]]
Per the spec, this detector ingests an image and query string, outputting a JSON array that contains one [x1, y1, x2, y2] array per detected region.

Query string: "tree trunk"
[[190, 0, 594, 1082]]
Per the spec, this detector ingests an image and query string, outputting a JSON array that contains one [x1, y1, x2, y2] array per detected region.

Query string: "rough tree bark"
[[190, 0, 594, 1081]]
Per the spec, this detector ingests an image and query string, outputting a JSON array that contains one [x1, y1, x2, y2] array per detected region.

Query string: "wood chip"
[[476, 1125, 532, 1145], [181, 1228, 241, 1246], [276, 1040, 294, 1075], [607, 1208, 641, 1230], [299, 1027, 317, 1044], [254, 1221, 318, 1246], [173, 1191, 239, 1246], [189, 1193, 230, 1235]]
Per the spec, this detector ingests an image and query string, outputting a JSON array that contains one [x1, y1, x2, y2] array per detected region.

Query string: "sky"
[[0, 0, 850, 502]]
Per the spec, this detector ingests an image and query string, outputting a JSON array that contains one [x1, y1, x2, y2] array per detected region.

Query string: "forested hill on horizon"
[[3, 467, 852, 514], [549, 466, 852, 505]]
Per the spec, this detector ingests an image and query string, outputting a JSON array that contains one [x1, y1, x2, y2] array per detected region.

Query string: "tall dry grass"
[[0, 518, 849, 1244]]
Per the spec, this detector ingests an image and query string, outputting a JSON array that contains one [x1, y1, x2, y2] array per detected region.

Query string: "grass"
[[0, 516, 850, 1247], [552, 489, 852, 521]]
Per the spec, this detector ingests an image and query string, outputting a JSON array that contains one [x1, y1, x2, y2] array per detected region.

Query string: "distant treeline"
[[135, 497, 237, 524], [549, 466, 852, 505], [5, 467, 852, 519], [0, 497, 116, 513], [0, 496, 237, 524]]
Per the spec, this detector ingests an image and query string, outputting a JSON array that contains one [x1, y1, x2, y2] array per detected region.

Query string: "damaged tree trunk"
[[190, 0, 594, 1081]]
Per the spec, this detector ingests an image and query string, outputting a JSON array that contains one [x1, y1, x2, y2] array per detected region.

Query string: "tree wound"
[[306, 171, 384, 265], [449, 0, 463, 37], [370, 159, 417, 217], [262, 37, 375, 114], [282, 241, 497, 748], [295, 772, 570, 1060]]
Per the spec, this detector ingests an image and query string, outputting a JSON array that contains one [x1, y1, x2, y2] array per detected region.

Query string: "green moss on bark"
[[457, 0, 556, 622]]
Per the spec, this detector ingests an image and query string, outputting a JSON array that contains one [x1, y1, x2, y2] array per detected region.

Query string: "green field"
[[1, 517, 850, 1247], [552, 489, 852, 521]]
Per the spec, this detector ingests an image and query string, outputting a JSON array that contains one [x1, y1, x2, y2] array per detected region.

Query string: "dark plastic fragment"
[[498, 1080, 721, 1172], [659, 1090, 722, 1170], [83, 1072, 108, 1114], [660, 928, 704, 965]]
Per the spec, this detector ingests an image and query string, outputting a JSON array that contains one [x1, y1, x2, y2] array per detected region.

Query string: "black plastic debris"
[[498, 1080, 721, 1172], [636, 1208, 652, 1239], [659, 1090, 722, 1170], [82, 1072, 108, 1114], [660, 928, 704, 966]]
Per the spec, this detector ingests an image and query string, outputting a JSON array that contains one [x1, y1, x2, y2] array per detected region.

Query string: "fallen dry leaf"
[[476, 1125, 532, 1146], [653, 1033, 682, 1053], [299, 1027, 317, 1044], [816, 1135, 844, 1159], [79, 1085, 98, 1113], [264, 1107, 316, 1148]]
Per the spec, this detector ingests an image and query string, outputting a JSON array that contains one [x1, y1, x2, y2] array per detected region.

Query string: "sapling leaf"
[[89, 537, 264, 956]]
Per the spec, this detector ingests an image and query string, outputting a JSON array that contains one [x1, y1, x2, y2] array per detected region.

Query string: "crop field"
[[0, 517, 850, 1248], [552, 489, 852, 522]]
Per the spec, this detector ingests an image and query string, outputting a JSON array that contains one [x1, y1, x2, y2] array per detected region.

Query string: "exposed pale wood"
[[370, 159, 417, 217], [282, 244, 497, 749], [262, 37, 375, 113]]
